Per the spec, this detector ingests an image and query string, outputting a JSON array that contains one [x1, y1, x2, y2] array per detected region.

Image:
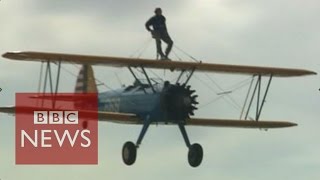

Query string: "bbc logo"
[[34, 111, 79, 125]]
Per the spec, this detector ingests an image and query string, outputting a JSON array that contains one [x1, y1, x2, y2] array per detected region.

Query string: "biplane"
[[0, 51, 316, 167]]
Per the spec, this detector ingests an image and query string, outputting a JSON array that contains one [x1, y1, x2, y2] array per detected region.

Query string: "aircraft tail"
[[74, 65, 98, 93]]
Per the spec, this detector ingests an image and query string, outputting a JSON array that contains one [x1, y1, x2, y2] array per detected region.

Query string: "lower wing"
[[0, 106, 296, 128], [186, 118, 297, 128], [0, 106, 141, 124]]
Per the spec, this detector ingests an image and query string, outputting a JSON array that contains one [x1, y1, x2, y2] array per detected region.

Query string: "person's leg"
[[155, 38, 165, 59], [162, 35, 174, 58]]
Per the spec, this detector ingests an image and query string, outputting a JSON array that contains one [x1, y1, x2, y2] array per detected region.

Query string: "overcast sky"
[[0, 0, 320, 180]]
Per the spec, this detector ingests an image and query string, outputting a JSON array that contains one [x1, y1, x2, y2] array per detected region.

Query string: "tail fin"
[[74, 65, 98, 93]]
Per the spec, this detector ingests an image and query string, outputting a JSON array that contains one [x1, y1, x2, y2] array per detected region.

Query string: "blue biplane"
[[0, 51, 316, 167]]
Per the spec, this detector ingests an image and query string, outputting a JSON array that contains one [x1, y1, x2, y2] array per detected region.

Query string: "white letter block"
[[34, 111, 48, 124], [49, 111, 63, 124], [64, 111, 79, 124]]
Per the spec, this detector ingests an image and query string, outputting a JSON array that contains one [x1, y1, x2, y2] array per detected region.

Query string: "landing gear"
[[178, 122, 203, 167], [122, 141, 136, 165], [122, 117, 151, 166], [121, 118, 203, 167], [188, 143, 203, 167]]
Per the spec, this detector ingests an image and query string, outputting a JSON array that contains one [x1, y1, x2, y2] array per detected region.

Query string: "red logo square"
[[15, 93, 98, 164]]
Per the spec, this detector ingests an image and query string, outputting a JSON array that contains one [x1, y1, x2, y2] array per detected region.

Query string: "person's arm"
[[163, 16, 167, 29], [145, 17, 153, 31]]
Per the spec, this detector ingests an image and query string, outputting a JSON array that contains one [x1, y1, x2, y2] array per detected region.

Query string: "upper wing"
[[186, 118, 297, 128], [3, 51, 316, 77], [0, 106, 142, 124]]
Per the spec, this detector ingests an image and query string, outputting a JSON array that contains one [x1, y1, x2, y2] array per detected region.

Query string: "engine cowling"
[[163, 83, 198, 121]]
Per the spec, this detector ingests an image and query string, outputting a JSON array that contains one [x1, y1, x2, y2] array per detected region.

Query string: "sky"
[[0, 0, 320, 179]]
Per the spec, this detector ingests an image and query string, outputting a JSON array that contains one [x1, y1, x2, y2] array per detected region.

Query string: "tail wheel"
[[188, 143, 203, 167], [122, 141, 137, 165]]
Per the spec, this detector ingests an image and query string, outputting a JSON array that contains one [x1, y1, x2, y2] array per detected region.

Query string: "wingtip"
[[288, 122, 298, 127], [2, 52, 11, 58], [298, 69, 317, 76], [2, 51, 25, 60], [306, 70, 317, 76]]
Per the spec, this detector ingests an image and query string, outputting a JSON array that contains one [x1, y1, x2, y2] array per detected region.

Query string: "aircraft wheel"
[[122, 141, 137, 165], [188, 143, 203, 167]]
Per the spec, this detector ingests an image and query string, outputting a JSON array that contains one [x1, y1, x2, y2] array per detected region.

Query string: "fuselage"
[[98, 81, 198, 123]]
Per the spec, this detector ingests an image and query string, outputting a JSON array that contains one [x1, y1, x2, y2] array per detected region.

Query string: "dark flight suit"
[[145, 15, 173, 59]]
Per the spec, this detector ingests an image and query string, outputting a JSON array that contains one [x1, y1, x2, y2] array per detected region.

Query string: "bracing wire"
[[172, 50, 183, 61], [172, 43, 253, 113], [129, 38, 153, 58], [204, 73, 242, 110], [194, 74, 241, 110], [58, 63, 139, 106], [198, 76, 252, 109], [173, 45, 200, 62]]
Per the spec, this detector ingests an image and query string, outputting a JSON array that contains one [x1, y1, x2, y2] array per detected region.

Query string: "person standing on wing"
[[145, 7, 174, 60]]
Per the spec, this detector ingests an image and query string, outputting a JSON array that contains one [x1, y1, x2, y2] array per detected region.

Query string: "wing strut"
[[127, 67, 147, 94], [38, 60, 62, 108], [140, 66, 156, 93], [242, 74, 273, 121], [176, 66, 198, 86]]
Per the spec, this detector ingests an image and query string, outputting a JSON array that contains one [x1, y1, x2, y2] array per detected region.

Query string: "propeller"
[[164, 83, 199, 120], [177, 84, 198, 118]]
